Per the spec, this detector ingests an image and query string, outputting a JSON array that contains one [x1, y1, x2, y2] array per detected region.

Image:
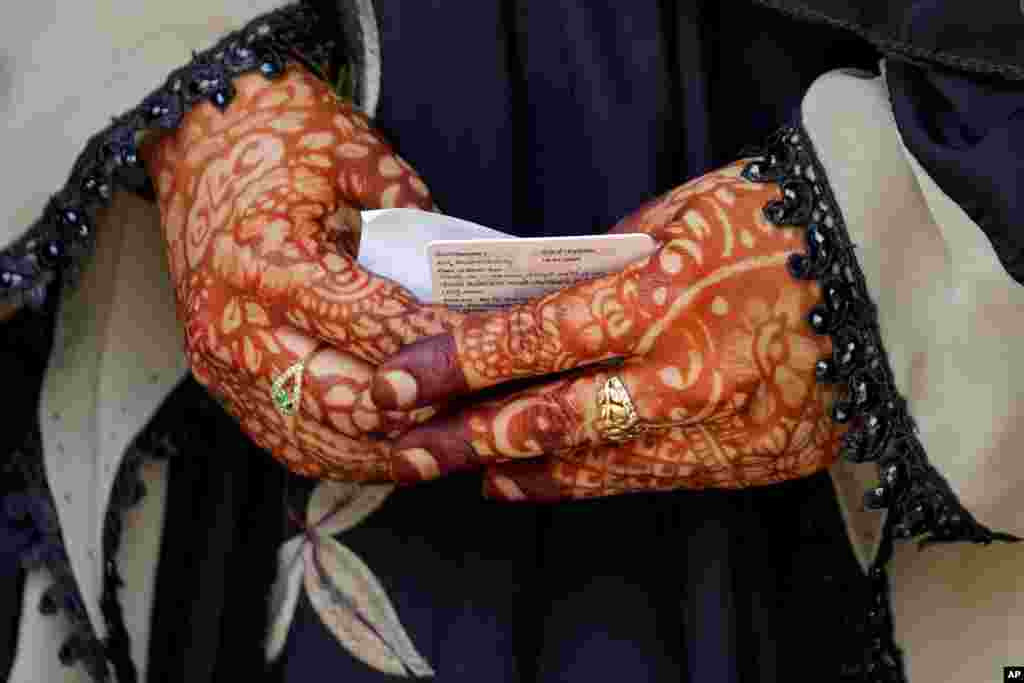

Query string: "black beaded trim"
[[4, 360, 229, 681], [5, 422, 182, 682], [742, 125, 1020, 548], [837, 521, 906, 683], [0, 0, 342, 312], [743, 125, 1021, 681]]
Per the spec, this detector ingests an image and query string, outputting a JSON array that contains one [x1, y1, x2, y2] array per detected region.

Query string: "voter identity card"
[[428, 233, 658, 311]]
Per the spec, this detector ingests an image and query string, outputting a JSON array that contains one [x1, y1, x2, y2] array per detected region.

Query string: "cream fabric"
[[0, 0, 283, 252], [805, 70, 1024, 683], [891, 95, 1024, 683], [37, 190, 187, 643]]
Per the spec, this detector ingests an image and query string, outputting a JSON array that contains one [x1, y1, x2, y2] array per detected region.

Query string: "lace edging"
[[742, 125, 1021, 683], [742, 125, 1020, 548], [0, 0, 341, 312], [5, 427, 176, 681]]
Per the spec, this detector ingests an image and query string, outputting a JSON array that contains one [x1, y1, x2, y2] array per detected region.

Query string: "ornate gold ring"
[[595, 374, 688, 443]]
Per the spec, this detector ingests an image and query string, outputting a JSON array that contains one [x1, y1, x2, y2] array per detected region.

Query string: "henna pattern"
[[146, 63, 454, 479], [382, 163, 847, 497]]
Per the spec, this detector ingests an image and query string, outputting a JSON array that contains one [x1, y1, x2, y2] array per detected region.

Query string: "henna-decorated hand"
[[371, 163, 847, 500], [145, 63, 463, 480]]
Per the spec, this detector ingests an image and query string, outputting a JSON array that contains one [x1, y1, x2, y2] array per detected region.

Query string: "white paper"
[[358, 210, 657, 307], [427, 233, 656, 311], [358, 209, 514, 302]]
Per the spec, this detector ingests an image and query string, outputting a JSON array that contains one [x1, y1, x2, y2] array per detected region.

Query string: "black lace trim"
[[743, 125, 1020, 547], [5, 423, 177, 681], [4, 374, 230, 681], [835, 521, 906, 683], [0, 2, 347, 679], [0, 0, 341, 312], [742, 125, 1021, 683]]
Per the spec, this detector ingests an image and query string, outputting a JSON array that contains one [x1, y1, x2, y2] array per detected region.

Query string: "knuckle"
[[542, 392, 581, 450], [432, 338, 461, 373], [504, 310, 545, 361]]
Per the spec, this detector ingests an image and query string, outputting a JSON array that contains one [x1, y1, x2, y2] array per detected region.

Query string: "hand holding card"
[[372, 162, 845, 501]]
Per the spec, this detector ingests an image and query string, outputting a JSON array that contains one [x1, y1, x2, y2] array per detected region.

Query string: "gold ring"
[[271, 345, 323, 417], [595, 375, 649, 442], [596, 374, 692, 443]]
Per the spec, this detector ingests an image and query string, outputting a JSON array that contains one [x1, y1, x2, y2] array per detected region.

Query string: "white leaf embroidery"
[[265, 536, 306, 662], [307, 481, 394, 537], [305, 537, 434, 678]]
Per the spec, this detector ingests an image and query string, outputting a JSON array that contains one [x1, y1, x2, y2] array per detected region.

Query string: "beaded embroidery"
[[743, 125, 1020, 547], [743, 125, 1020, 683], [0, 1, 340, 312]]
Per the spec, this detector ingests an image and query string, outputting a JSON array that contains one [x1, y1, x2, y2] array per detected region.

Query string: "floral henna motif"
[[146, 63, 451, 479], [385, 163, 847, 496]]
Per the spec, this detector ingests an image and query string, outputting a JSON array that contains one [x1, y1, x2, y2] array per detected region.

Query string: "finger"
[[328, 99, 436, 212], [385, 369, 616, 484], [386, 352, 745, 484], [148, 63, 461, 366], [480, 435, 721, 502], [188, 341, 396, 482], [371, 160, 783, 409], [371, 239, 688, 410], [186, 286, 438, 440], [484, 386, 844, 502], [182, 284, 435, 479], [282, 92, 460, 360], [480, 443, 690, 502], [481, 448, 697, 502], [607, 168, 757, 240], [482, 459, 568, 502]]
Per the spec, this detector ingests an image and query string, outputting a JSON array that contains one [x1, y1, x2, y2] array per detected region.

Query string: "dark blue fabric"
[[506, 1, 681, 237], [284, 474, 531, 682], [886, 59, 1024, 283], [0, 511, 30, 681], [0, 305, 55, 681], [370, 0, 519, 234]]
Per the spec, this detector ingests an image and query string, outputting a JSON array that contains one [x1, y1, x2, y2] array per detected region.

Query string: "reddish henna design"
[[145, 63, 456, 479], [380, 164, 847, 497]]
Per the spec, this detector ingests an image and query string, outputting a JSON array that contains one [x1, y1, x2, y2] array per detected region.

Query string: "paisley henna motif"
[[146, 63, 455, 479], [378, 163, 847, 498]]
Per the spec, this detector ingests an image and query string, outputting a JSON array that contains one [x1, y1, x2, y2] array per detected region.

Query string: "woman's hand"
[[371, 163, 846, 500], [145, 63, 462, 480]]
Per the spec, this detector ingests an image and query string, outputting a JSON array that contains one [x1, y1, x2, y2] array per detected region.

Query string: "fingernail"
[[392, 448, 441, 483], [373, 369, 419, 409], [482, 473, 528, 501]]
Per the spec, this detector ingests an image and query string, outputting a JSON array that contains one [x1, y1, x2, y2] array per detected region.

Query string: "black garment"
[[888, 60, 1024, 283], [3, 0, 1024, 681], [145, 379, 290, 683], [0, 305, 55, 682], [753, 0, 1024, 81]]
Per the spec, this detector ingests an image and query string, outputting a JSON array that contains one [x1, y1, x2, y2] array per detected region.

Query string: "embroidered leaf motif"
[[308, 481, 394, 537], [265, 536, 306, 661], [305, 538, 434, 678]]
